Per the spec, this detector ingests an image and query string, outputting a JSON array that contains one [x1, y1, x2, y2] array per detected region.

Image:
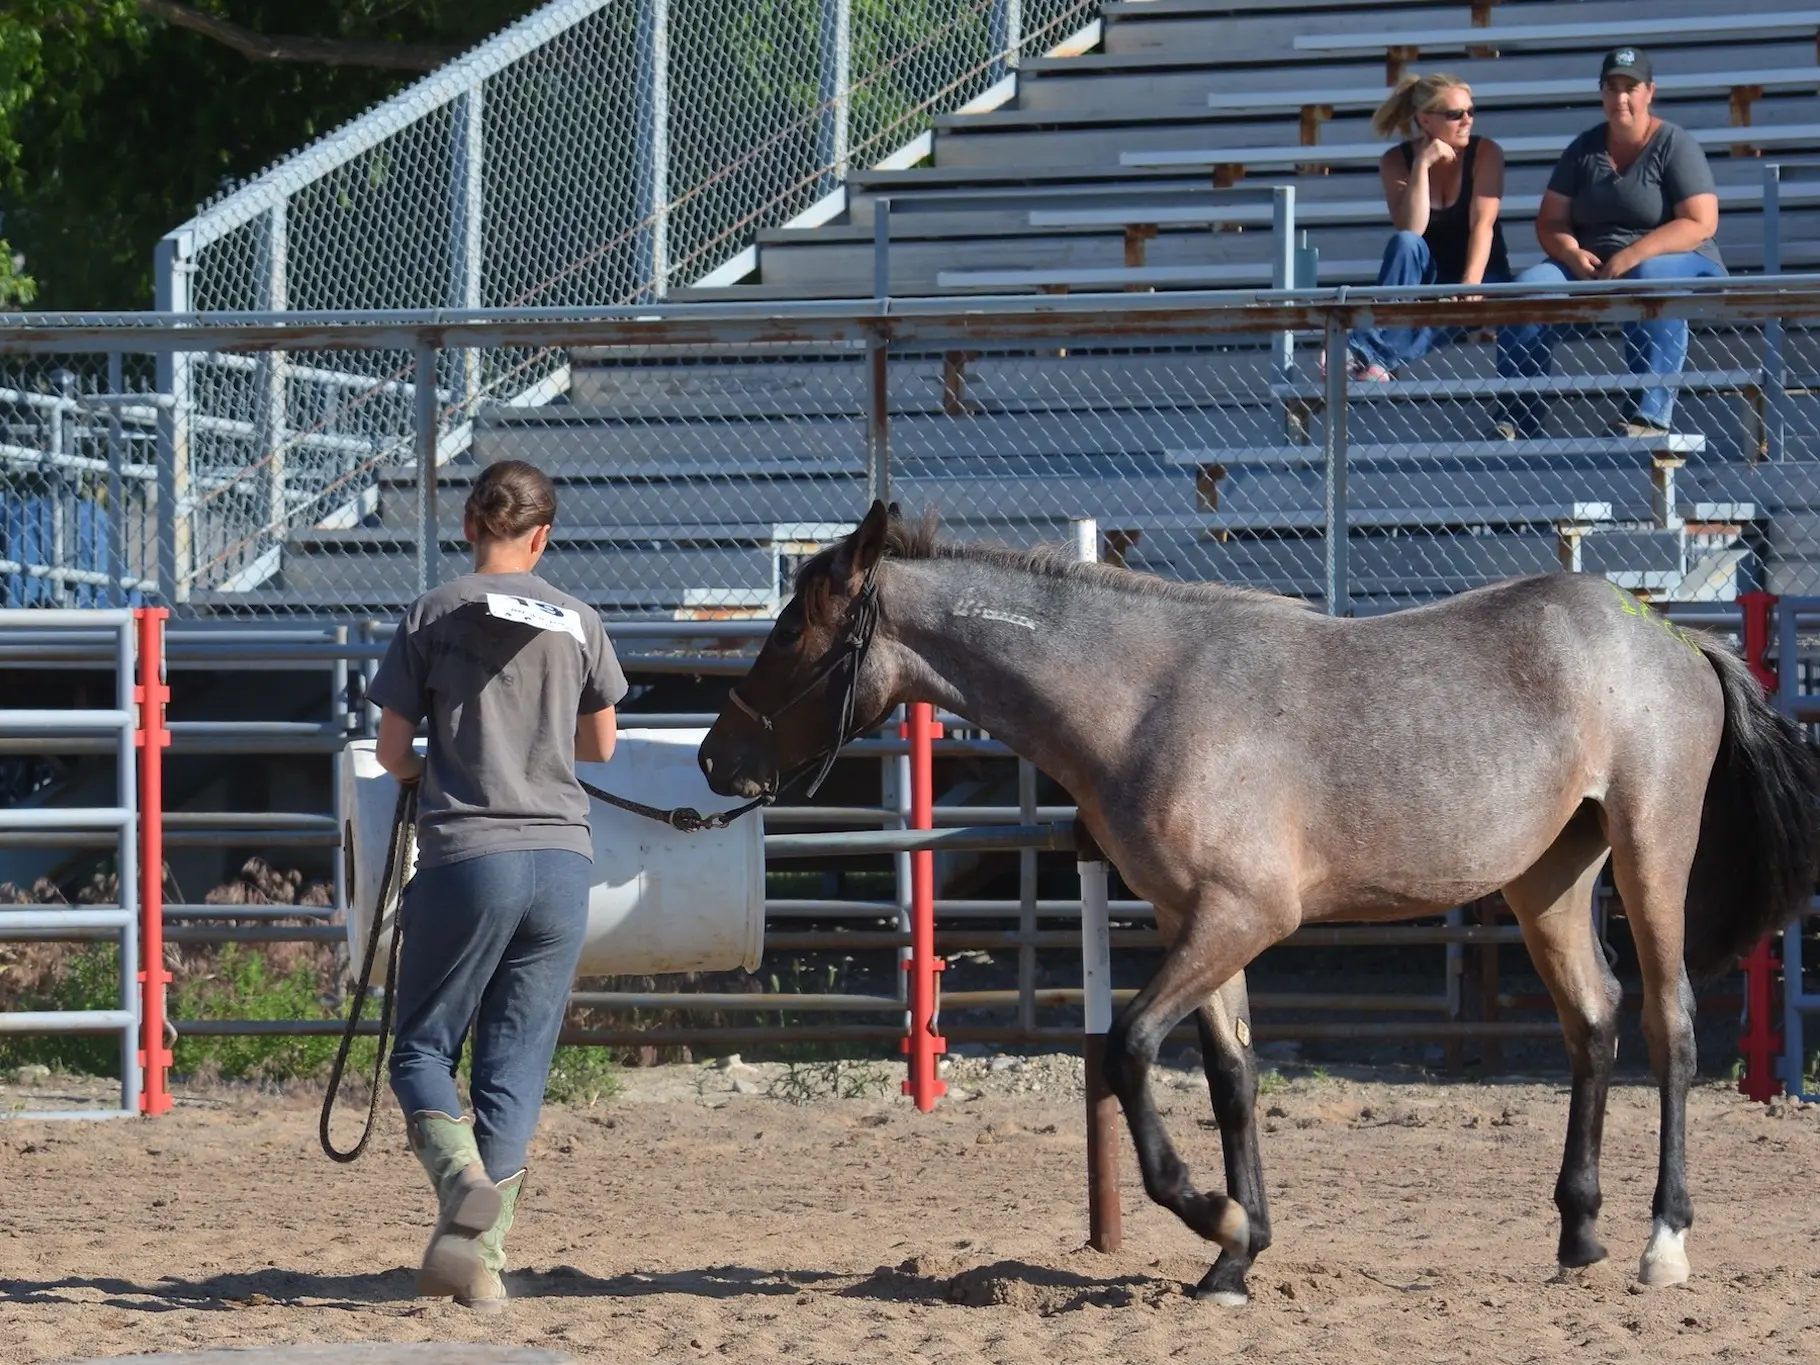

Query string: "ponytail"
[[1371, 72, 1470, 140]]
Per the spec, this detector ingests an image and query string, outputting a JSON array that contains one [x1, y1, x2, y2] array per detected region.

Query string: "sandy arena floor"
[[3, 1056, 1819, 1364]]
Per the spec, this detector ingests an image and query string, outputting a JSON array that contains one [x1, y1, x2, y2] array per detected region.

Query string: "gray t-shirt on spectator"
[[368, 571, 628, 869], [1546, 120, 1723, 267]]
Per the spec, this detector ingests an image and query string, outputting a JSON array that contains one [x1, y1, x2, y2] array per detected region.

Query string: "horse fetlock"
[[1181, 1191, 1250, 1255], [1637, 1219, 1691, 1287]]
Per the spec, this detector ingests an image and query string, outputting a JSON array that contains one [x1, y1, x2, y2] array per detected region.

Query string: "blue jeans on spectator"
[[1350, 230, 1509, 373], [389, 847, 590, 1183], [1495, 251, 1727, 436]]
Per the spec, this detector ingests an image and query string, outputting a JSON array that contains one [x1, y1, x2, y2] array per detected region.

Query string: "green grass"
[[0, 944, 129, 1077], [2, 943, 620, 1104]]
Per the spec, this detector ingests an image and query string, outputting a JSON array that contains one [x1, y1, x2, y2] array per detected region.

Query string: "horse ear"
[[886, 501, 902, 522], [830, 500, 891, 591]]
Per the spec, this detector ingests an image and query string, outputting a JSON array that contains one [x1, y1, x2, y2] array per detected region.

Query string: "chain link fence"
[[4, 278, 1816, 616], [149, 0, 1095, 604]]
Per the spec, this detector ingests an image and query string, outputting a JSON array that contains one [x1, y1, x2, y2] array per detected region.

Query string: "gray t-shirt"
[[1546, 120, 1722, 267], [368, 572, 629, 869]]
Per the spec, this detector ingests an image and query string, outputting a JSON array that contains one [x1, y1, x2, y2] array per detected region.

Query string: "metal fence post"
[[816, 0, 852, 193], [450, 84, 485, 413], [256, 203, 289, 556], [989, 0, 1024, 80], [634, 0, 671, 302], [48, 368, 75, 607], [105, 353, 125, 608], [868, 199, 892, 505], [136, 607, 172, 1115], [1072, 515, 1122, 1253], [154, 231, 193, 607], [414, 344, 440, 594], [1322, 309, 1351, 617], [1763, 162, 1787, 463], [1271, 186, 1297, 383]]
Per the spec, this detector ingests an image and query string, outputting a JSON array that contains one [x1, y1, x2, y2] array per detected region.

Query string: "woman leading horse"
[[698, 503, 1820, 1303]]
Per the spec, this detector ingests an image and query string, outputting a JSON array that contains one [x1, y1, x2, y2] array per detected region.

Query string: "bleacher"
[[243, 0, 1820, 614]]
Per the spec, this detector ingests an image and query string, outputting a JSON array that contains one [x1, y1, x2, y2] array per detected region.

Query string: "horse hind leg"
[[1605, 797, 1703, 1288], [1103, 898, 1283, 1263], [1502, 804, 1620, 1272], [1190, 972, 1274, 1307]]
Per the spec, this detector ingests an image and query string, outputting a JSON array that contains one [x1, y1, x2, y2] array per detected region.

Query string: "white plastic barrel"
[[338, 730, 764, 984]]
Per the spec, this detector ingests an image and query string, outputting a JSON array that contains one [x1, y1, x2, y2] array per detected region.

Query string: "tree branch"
[[137, 1, 464, 72]]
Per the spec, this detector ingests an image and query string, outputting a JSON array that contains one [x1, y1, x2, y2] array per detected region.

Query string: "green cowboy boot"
[[406, 1111, 503, 1301], [458, 1169, 524, 1315]]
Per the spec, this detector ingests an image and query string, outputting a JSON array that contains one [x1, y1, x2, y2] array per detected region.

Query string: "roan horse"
[[697, 502, 1820, 1304]]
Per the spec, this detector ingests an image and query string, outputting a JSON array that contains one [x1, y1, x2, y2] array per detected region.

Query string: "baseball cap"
[[1600, 47, 1653, 85]]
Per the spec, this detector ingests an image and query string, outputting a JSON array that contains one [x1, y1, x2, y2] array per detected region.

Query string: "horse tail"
[[1683, 636, 1820, 979]]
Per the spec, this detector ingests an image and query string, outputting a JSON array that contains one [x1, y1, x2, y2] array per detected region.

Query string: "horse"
[[696, 501, 1820, 1304]]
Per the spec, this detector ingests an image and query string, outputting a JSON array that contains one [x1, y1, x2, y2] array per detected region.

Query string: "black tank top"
[[1397, 136, 1511, 284]]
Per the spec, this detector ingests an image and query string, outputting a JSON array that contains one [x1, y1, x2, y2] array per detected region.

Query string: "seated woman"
[[1336, 72, 1509, 380], [1496, 47, 1724, 438]]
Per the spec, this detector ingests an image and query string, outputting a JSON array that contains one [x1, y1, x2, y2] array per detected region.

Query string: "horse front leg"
[[1192, 973, 1273, 1306], [1102, 906, 1279, 1266]]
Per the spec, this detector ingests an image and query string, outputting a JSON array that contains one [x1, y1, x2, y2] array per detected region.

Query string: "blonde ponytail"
[[1370, 72, 1470, 140]]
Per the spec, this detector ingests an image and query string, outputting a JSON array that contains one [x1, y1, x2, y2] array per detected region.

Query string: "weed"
[[1257, 1067, 1288, 1096], [768, 1059, 891, 1105], [544, 1046, 620, 1107]]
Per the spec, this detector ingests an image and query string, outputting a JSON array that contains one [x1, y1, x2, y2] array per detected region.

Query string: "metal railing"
[[0, 610, 141, 1118], [8, 275, 1820, 614]]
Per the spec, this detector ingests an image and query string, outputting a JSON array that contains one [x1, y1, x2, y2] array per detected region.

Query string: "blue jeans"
[[1350, 230, 1509, 372], [389, 848, 590, 1182], [1495, 251, 1727, 435]]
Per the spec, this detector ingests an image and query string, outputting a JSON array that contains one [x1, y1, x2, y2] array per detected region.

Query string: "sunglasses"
[[1428, 106, 1476, 122]]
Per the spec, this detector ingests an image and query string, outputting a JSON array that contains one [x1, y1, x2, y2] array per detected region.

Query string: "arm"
[[376, 708, 424, 785], [576, 706, 618, 764], [1598, 194, 1718, 278], [1458, 141, 1505, 290], [1380, 144, 1442, 235], [1536, 189, 1601, 280]]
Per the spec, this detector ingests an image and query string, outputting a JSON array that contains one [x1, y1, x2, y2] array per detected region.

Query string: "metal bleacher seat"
[[1291, 9, 1820, 84]]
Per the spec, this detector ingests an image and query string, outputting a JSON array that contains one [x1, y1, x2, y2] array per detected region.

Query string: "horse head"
[[698, 499, 897, 799]]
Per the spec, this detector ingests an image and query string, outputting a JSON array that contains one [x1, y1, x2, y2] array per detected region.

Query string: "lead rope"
[[319, 781, 417, 1163]]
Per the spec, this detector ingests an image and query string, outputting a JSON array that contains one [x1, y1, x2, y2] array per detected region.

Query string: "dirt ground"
[[4, 1055, 1820, 1365]]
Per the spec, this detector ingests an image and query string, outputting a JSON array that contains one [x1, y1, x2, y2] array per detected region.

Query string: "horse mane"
[[853, 509, 1306, 609]]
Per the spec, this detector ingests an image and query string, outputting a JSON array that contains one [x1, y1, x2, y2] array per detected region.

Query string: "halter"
[[725, 559, 886, 799]]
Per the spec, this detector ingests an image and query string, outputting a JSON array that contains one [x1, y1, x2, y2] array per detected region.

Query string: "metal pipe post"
[[816, 0, 852, 191], [1321, 312, 1351, 617], [1763, 164, 1788, 461], [634, 0, 671, 300], [256, 202, 289, 554], [450, 84, 485, 412], [1070, 515, 1122, 1250], [135, 607, 172, 1114], [414, 343, 440, 594], [1016, 757, 1037, 1033], [989, 0, 1024, 80], [114, 616, 142, 1114], [865, 198, 893, 505], [1270, 186, 1296, 382], [902, 701, 947, 1111], [1079, 857, 1122, 1252], [153, 232, 193, 605], [105, 353, 126, 608]]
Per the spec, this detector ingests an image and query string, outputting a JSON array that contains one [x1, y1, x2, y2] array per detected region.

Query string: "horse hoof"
[[1196, 1288, 1250, 1308], [1637, 1222, 1690, 1288]]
